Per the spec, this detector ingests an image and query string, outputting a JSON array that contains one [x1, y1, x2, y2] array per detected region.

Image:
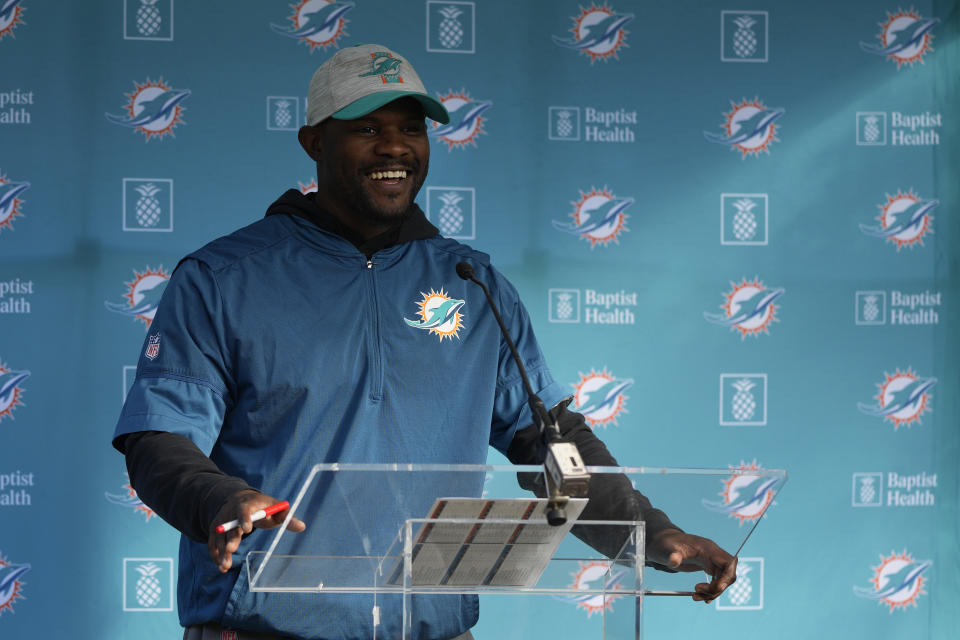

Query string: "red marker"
[[215, 501, 290, 533]]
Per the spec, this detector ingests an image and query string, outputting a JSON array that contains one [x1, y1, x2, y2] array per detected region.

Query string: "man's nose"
[[374, 128, 410, 156]]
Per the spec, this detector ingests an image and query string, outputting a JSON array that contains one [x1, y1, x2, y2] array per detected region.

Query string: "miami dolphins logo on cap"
[[359, 51, 404, 83], [0, 0, 25, 41], [704, 98, 783, 158], [857, 367, 936, 429], [105, 78, 190, 142], [860, 189, 937, 250], [104, 265, 170, 329], [704, 277, 783, 339], [552, 187, 632, 248], [0, 552, 30, 617], [0, 359, 29, 422], [860, 9, 938, 69], [0, 172, 29, 233], [553, 2, 633, 63], [854, 550, 931, 612], [429, 89, 491, 150], [702, 460, 780, 525], [270, 0, 352, 52], [404, 288, 465, 341], [570, 368, 632, 429]]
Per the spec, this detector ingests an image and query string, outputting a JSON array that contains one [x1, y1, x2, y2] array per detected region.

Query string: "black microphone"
[[456, 261, 589, 525]]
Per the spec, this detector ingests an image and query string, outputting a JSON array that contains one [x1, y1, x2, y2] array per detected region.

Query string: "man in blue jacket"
[[113, 44, 737, 640]]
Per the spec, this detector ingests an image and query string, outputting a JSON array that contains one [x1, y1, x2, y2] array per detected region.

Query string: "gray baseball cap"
[[306, 44, 450, 126]]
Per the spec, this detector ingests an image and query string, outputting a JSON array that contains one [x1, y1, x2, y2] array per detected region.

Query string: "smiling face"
[[299, 97, 430, 240]]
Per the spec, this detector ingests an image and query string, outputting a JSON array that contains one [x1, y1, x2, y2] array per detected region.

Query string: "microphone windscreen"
[[455, 261, 475, 281]]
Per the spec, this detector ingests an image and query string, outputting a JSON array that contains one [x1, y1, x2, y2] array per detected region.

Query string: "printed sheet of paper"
[[389, 498, 587, 588]]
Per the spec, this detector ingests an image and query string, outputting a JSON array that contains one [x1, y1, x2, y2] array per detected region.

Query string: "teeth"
[[369, 170, 407, 180]]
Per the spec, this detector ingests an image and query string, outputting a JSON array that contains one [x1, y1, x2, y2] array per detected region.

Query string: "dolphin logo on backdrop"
[[0, 174, 29, 233], [857, 368, 936, 430], [555, 561, 627, 616], [0, 0, 25, 40], [704, 277, 784, 338], [0, 554, 29, 616], [105, 78, 190, 141], [860, 9, 938, 68], [702, 461, 780, 524], [854, 551, 930, 611], [105, 473, 156, 521], [860, 189, 937, 250], [270, 0, 352, 52], [704, 98, 784, 158], [553, 187, 632, 248], [104, 266, 170, 329], [404, 288, 465, 341], [0, 361, 29, 422], [429, 90, 492, 150], [553, 3, 633, 63], [570, 369, 632, 429]]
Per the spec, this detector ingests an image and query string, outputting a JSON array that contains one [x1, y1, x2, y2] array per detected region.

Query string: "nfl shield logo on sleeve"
[[144, 333, 161, 360]]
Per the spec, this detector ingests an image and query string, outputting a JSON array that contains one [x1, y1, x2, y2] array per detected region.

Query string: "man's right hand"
[[208, 489, 306, 573]]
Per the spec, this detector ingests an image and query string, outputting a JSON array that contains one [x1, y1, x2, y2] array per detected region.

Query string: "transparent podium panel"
[[245, 464, 786, 639]]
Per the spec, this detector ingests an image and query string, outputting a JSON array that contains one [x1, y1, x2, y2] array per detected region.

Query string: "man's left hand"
[[647, 529, 737, 603]]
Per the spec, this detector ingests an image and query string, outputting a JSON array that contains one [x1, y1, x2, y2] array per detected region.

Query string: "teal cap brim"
[[332, 90, 450, 124]]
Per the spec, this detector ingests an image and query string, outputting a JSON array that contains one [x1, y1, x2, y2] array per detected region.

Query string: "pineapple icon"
[[134, 562, 163, 608], [731, 15, 758, 58], [274, 100, 292, 129], [862, 116, 880, 143], [135, 0, 163, 37], [555, 110, 574, 138], [134, 183, 163, 228], [862, 295, 880, 323], [731, 198, 758, 241], [555, 293, 574, 320], [858, 477, 876, 505], [730, 378, 757, 422], [437, 191, 465, 236], [437, 5, 465, 49], [726, 562, 754, 606]]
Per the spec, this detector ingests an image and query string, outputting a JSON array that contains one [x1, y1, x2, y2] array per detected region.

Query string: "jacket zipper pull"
[[366, 259, 374, 269]]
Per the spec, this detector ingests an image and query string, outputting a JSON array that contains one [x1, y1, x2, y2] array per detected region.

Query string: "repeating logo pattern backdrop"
[[0, 1, 957, 638]]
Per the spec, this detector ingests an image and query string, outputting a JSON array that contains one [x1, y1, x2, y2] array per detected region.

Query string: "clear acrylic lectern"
[[245, 464, 786, 640]]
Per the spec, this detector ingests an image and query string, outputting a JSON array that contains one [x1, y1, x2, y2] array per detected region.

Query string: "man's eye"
[[356, 126, 376, 134]]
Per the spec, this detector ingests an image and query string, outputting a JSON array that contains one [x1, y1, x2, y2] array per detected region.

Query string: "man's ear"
[[298, 125, 323, 162]]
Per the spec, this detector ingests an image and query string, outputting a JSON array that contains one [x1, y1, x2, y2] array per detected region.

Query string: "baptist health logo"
[[267, 96, 303, 131], [721, 11, 768, 62], [404, 288, 465, 341], [123, 0, 173, 41], [270, 0, 352, 52], [123, 558, 173, 612], [716, 558, 763, 610], [852, 471, 937, 508], [854, 550, 930, 612], [704, 277, 784, 338], [105, 266, 171, 329], [123, 178, 173, 232], [429, 89, 491, 150], [857, 367, 936, 430], [0, 171, 28, 233], [856, 111, 942, 146], [0, 551, 30, 617], [106, 472, 155, 521], [105, 78, 190, 142], [860, 9, 938, 69], [548, 288, 637, 324], [721, 193, 767, 245], [860, 189, 936, 250], [0, 358, 29, 423], [427, 186, 475, 240], [553, 3, 633, 63], [427, 1, 475, 53], [553, 187, 632, 248], [719, 374, 766, 426], [548, 106, 637, 143], [855, 289, 941, 326], [702, 461, 780, 525], [705, 98, 783, 158], [570, 369, 632, 429], [0, 0, 25, 41]]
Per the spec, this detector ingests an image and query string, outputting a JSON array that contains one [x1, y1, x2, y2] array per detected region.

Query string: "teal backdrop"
[[0, 1, 958, 638]]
